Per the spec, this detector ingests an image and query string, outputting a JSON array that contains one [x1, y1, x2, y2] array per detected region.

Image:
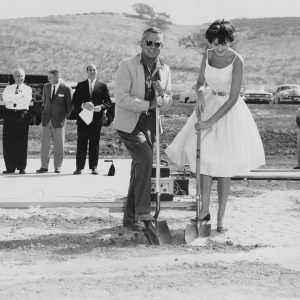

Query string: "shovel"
[[184, 108, 211, 246], [144, 107, 172, 246]]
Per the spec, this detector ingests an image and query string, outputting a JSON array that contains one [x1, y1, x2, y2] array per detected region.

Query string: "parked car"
[[179, 85, 210, 103], [273, 84, 300, 104], [243, 89, 273, 104]]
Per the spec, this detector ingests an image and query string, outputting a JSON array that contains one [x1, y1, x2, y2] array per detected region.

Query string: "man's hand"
[[93, 105, 102, 112], [149, 95, 163, 109], [82, 102, 94, 111], [154, 80, 164, 97]]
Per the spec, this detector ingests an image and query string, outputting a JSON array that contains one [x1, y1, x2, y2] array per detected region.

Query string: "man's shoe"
[[123, 221, 145, 232], [2, 170, 15, 174], [91, 168, 99, 175], [54, 169, 61, 173], [73, 169, 82, 175], [36, 168, 48, 173], [137, 213, 155, 222], [19, 169, 26, 174]]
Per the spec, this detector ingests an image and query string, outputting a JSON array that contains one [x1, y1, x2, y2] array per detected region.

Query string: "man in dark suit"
[[72, 64, 112, 175], [36, 70, 73, 173]]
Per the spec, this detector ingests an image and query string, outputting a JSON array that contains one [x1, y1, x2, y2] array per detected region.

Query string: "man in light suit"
[[36, 70, 73, 173], [113, 27, 172, 231], [72, 64, 112, 175]]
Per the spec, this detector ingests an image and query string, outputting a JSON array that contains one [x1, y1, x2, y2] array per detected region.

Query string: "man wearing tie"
[[2, 68, 32, 174], [36, 70, 73, 173], [72, 64, 112, 175]]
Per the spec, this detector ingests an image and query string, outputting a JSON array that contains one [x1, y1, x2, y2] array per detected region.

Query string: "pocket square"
[[58, 93, 64, 97]]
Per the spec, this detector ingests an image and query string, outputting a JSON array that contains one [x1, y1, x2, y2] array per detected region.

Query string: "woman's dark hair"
[[205, 19, 236, 44]]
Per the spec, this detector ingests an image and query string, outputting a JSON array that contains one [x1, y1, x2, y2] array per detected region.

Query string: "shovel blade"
[[156, 220, 172, 245], [185, 222, 211, 246], [144, 220, 172, 246]]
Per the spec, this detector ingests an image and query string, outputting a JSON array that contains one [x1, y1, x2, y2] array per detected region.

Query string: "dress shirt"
[[2, 83, 32, 110]]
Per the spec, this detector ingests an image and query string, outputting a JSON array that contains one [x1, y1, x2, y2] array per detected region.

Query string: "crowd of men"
[[1, 65, 112, 175]]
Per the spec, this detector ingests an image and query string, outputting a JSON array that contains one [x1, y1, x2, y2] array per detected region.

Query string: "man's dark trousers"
[[3, 109, 31, 172], [118, 112, 156, 224], [76, 122, 101, 170]]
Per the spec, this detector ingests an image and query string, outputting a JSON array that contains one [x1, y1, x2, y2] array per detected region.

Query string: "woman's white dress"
[[165, 55, 265, 177]]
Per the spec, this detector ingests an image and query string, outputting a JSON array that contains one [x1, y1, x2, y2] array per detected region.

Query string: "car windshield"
[[279, 86, 291, 92], [278, 85, 300, 92]]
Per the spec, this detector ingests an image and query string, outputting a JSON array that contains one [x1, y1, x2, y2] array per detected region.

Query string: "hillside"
[[0, 14, 299, 92]]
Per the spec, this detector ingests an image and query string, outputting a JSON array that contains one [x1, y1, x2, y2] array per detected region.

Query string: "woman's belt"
[[212, 90, 228, 96], [5, 108, 28, 113]]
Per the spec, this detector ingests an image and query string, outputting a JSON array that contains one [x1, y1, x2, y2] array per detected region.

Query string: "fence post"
[[296, 108, 300, 169]]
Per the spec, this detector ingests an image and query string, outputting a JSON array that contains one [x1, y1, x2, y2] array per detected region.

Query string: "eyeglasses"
[[143, 40, 163, 48]]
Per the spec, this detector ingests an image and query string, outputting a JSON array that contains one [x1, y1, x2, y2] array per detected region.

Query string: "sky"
[[1, 0, 300, 25]]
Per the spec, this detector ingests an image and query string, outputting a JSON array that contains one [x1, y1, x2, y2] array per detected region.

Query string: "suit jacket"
[[72, 79, 112, 128], [42, 82, 73, 128], [113, 53, 172, 133]]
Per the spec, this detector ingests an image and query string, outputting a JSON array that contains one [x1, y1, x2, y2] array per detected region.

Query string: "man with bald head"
[[2, 68, 32, 174], [72, 64, 112, 175]]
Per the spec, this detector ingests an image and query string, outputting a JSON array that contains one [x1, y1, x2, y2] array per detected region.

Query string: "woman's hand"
[[194, 120, 213, 131], [195, 94, 205, 116]]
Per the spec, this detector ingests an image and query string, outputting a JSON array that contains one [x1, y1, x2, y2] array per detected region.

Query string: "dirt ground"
[[0, 171, 299, 300]]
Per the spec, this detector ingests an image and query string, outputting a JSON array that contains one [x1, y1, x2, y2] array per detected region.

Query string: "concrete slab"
[[0, 158, 195, 210], [0, 158, 130, 203], [1, 158, 298, 209]]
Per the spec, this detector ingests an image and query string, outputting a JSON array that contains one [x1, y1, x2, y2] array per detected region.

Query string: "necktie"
[[90, 80, 93, 96], [15, 85, 19, 94], [52, 86, 55, 100]]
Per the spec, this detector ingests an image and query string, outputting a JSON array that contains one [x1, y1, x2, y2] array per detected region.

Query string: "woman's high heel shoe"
[[191, 214, 210, 224], [217, 226, 223, 233], [217, 226, 227, 233], [201, 214, 211, 223]]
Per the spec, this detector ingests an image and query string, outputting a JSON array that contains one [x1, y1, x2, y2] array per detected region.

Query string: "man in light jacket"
[[113, 27, 172, 231]]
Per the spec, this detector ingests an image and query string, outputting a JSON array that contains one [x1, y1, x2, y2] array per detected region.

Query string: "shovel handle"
[[154, 106, 161, 219], [195, 108, 201, 221]]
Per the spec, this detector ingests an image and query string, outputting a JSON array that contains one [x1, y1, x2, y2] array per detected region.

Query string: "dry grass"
[[0, 14, 299, 92]]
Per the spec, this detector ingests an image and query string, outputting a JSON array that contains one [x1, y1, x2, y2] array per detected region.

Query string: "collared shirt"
[[2, 83, 32, 110], [140, 56, 163, 101], [51, 83, 60, 99]]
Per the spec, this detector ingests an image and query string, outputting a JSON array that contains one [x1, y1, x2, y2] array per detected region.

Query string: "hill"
[[0, 14, 299, 92]]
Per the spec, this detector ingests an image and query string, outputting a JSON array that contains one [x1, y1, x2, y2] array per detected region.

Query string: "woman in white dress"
[[165, 19, 265, 232]]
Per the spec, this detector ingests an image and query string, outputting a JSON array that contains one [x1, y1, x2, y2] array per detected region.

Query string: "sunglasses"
[[143, 40, 163, 48]]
